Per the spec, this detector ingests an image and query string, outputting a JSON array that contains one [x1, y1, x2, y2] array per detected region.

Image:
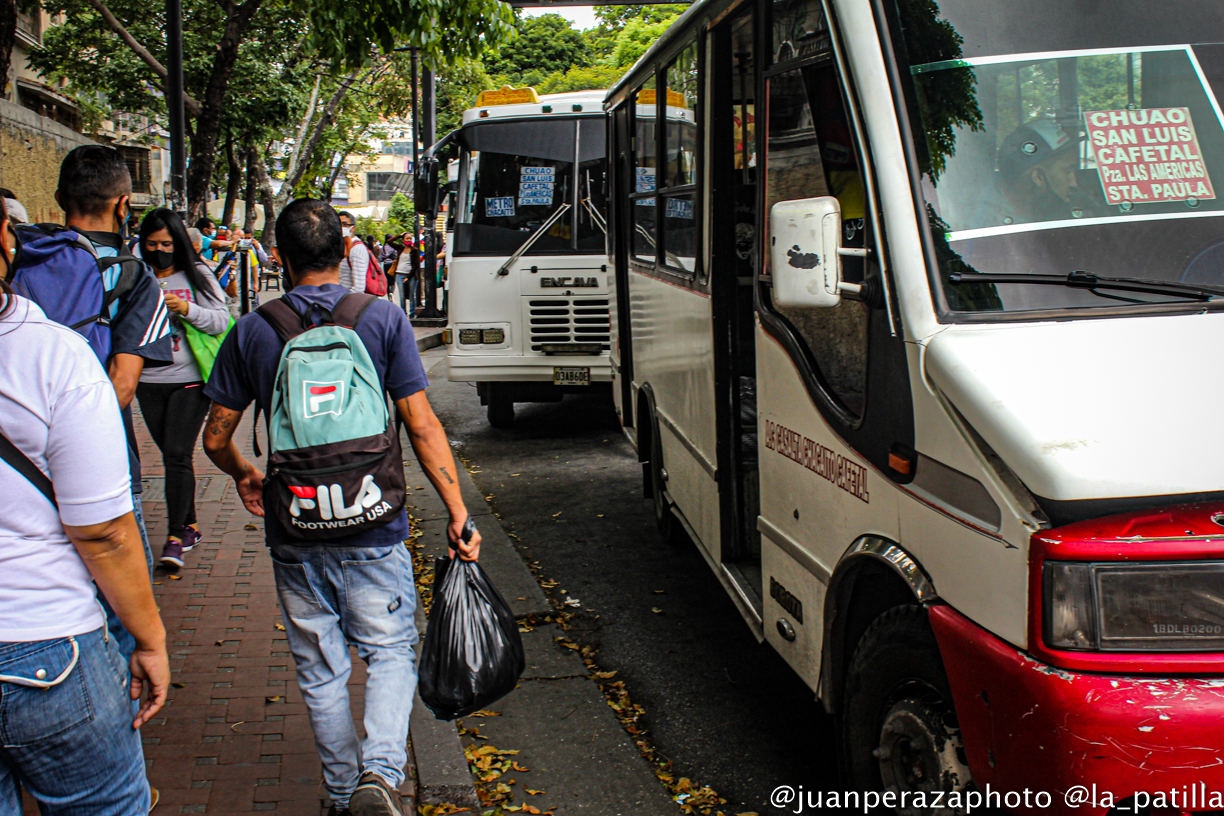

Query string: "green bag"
[[183, 315, 235, 382]]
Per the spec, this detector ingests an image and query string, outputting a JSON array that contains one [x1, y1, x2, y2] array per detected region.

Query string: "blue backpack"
[[7, 224, 142, 362]]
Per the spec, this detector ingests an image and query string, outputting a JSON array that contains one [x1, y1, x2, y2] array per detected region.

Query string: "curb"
[[416, 329, 445, 353]]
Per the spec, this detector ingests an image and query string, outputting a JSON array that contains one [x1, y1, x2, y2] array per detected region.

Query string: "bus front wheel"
[[840, 605, 972, 814], [487, 385, 515, 429]]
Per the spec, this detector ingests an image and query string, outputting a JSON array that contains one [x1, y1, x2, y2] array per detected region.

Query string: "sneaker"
[[159, 538, 185, 569], [349, 772, 401, 816], [180, 525, 201, 553]]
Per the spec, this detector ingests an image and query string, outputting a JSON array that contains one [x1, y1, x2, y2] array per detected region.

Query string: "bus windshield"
[[455, 117, 607, 256], [889, 0, 1224, 314]]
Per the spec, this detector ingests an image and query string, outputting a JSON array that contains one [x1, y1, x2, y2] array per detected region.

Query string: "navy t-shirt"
[[204, 284, 429, 548]]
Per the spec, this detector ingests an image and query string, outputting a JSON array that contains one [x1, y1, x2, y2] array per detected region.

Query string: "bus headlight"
[[459, 329, 482, 345], [481, 328, 505, 344], [1044, 560, 1224, 651]]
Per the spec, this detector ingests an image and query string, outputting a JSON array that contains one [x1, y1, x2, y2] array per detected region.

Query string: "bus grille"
[[527, 298, 611, 352]]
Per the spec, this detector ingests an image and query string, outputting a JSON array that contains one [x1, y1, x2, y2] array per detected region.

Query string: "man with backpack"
[[8, 144, 173, 602], [201, 198, 481, 816]]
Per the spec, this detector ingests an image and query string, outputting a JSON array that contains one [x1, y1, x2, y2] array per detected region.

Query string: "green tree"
[[483, 13, 588, 84], [537, 63, 625, 95], [33, 0, 514, 219], [436, 57, 493, 135], [611, 16, 679, 68], [593, 4, 686, 31], [388, 192, 414, 225]]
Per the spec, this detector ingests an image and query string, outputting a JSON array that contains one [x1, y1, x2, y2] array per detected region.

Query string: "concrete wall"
[[0, 98, 97, 224]]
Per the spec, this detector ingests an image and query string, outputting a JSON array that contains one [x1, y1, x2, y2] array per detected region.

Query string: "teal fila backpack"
[[256, 293, 405, 540]]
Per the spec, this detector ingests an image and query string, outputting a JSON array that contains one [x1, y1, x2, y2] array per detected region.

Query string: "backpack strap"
[[255, 298, 309, 343], [331, 292, 377, 330], [0, 431, 56, 507], [43, 231, 143, 331]]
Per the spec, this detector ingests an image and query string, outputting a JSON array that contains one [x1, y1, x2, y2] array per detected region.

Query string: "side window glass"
[[632, 79, 658, 262], [661, 42, 700, 275], [764, 62, 868, 418]]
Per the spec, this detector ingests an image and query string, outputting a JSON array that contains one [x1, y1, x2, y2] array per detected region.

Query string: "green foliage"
[[611, 17, 677, 69], [593, 5, 687, 31], [897, 0, 982, 182], [388, 192, 414, 225], [483, 13, 589, 84], [537, 64, 625, 95], [436, 58, 493, 135]]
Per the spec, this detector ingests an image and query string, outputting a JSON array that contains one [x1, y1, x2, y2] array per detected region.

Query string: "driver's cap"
[[998, 121, 1081, 180]]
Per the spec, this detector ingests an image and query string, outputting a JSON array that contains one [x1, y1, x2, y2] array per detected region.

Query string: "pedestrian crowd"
[[0, 144, 476, 816]]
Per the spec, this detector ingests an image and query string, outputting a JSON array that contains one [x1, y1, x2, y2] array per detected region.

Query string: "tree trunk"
[[242, 144, 258, 233], [0, 0, 17, 97], [254, 149, 276, 242], [266, 70, 361, 248], [221, 136, 241, 228], [184, 0, 265, 222]]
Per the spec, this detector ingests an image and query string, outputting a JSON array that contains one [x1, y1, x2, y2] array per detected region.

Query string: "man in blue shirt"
[[202, 198, 480, 816]]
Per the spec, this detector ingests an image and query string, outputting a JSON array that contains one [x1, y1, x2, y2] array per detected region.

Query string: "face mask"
[[147, 249, 175, 271], [342, 226, 353, 238], [113, 200, 131, 238]]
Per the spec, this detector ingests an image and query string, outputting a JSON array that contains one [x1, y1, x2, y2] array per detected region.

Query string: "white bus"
[[607, 0, 1224, 808], [435, 87, 611, 428]]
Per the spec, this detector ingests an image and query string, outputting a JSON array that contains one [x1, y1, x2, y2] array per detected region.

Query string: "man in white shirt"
[[337, 211, 371, 294], [0, 198, 169, 813]]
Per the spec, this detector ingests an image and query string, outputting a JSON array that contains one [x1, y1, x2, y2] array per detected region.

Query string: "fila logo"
[[287, 476, 388, 528], [303, 380, 344, 418]]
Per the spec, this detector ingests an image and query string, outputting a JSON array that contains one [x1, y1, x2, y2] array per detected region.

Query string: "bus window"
[[455, 119, 575, 256], [763, 60, 869, 418], [661, 43, 700, 274], [631, 80, 658, 262], [577, 118, 608, 252]]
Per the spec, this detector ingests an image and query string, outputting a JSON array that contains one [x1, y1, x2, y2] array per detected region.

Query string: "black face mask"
[[147, 249, 175, 271]]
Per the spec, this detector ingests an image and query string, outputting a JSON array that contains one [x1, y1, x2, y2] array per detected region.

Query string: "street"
[[424, 351, 836, 815]]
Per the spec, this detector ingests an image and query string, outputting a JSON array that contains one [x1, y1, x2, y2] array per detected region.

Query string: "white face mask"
[[342, 225, 353, 237]]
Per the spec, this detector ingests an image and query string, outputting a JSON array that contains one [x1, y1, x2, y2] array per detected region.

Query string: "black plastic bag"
[[418, 555, 525, 720]]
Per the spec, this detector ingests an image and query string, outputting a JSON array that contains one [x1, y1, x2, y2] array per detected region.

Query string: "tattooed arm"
[[396, 390, 481, 561], [202, 402, 265, 517]]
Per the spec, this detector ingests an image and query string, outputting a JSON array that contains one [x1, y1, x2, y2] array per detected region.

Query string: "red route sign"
[[1085, 107, 1215, 205]]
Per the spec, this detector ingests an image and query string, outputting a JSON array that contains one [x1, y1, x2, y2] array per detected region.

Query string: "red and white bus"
[[605, 0, 1224, 809]]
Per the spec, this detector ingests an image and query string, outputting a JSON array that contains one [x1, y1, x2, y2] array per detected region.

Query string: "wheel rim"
[[875, 695, 971, 815]]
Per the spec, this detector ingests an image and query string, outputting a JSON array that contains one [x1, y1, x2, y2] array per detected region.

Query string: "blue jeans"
[[269, 542, 419, 807], [101, 493, 154, 663], [0, 628, 149, 815], [407, 277, 420, 317]]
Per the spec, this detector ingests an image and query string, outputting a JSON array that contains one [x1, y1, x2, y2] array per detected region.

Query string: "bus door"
[[753, 0, 914, 688], [708, 6, 765, 616]]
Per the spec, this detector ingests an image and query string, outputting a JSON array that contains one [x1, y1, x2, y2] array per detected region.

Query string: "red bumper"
[[930, 605, 1224, 816]]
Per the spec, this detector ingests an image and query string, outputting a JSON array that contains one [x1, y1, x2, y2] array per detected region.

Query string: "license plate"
[[553, 367, 590, 386]]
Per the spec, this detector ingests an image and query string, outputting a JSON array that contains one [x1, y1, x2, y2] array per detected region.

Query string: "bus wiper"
[[948, 271, 1224, 302], [496, 203, 572, 277]]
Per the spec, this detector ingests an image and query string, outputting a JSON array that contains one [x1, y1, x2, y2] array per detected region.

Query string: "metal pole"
[[420, 65, 440, 317], [166, 0, 187, 216], [409, 48, 420, 318], [239, 250, 251, 314]]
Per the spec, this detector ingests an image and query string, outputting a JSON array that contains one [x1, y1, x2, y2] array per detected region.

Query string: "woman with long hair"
[[135, 208, 230, 569]]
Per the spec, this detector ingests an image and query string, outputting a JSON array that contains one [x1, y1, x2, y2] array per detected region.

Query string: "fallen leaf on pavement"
[[230, 722, 245, 732], [651, 607, 664, 614], [526, 789, 546, 796], [469, 710, 502, 717], [168, 575, 182, 580], [171, 682, 184, 688], [592, 670, 617, 679], [244, 523, 258, 530], [265, 695, 282, 704], [215, 640, 225, 646], [512, 762, 530, 772], [552, 511, 562, 517], [275, 623, 286, 631]]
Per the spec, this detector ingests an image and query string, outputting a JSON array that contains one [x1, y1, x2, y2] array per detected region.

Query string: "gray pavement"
[[409, 348, 676, 815]]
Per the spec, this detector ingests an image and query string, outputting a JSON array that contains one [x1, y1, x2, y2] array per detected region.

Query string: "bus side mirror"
[[770, 196, 865, 309], [416, 158, 440, 215]]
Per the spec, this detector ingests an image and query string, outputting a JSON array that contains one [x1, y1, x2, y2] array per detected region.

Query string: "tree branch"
[[281, 68, 360, 198], [84, 0, 203, 117]]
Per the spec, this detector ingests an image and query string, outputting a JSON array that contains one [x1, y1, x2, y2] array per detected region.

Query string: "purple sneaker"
[[160, 538, 185, 569], [180, 525, 201, 553]]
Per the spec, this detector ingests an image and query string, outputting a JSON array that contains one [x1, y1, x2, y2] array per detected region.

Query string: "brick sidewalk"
[[132, 408, 415, 814]]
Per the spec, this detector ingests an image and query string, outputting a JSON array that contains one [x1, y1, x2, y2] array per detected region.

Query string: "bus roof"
[[604, 0, 714, 107], [461, 89, 608, 126]]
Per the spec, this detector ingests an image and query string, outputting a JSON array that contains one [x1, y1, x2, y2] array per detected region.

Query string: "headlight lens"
[[481, 328, 505, 344], [1044, 560, 1224, 651], [459, 329, 481, 345]]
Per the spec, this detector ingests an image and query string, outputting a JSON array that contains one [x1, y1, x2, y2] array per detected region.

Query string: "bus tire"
[[487, 385, 515, 429], [649, 415, 677, 542], [839, 605, 972, 812]]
